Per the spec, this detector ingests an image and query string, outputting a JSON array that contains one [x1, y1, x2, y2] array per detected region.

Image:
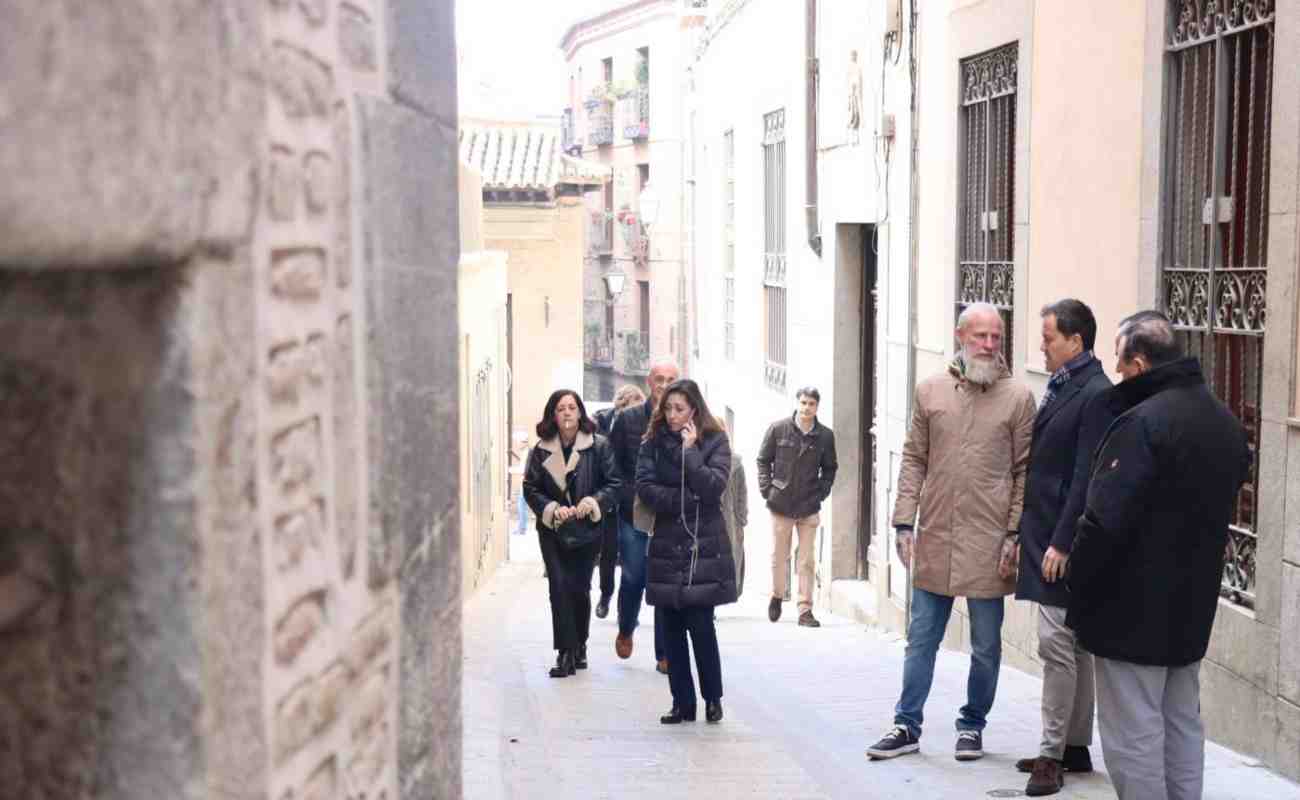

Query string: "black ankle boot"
[[660, 705, 697, 724], [574, 644, 588, 670], [549, 650, 575, 678], [705, 701, 723, 723]]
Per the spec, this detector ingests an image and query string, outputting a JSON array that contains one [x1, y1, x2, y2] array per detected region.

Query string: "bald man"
[[608, 362, 679, 666]]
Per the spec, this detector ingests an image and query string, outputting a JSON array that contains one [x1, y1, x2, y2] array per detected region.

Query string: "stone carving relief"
[[271, 416, 322, 497], [346, 603, 392, 675], [339, 5, 378, 73], [273, 500, 326, 572], [299, 0, 329, 27], [274, 590, 327, 665], [303, 152, 331, 216], [348, 668, 389, 790], [333, 103, 353, 288], [333, 316, 359, 578], [271, 249, 327, 300], [269, 43, 335, 119], [269, 145, 299, 221], [302, 757, 337, 800]]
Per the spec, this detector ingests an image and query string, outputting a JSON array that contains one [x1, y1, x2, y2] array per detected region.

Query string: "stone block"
[[0, 2, 260, 268], [1288, 428, 1300, 566], [387, 0, 456, 119], [1255, 420, 1288, 626], [359, 91, 460, 800], [1200, 658, 1278, 767], [1281, 563, 1300, 705], [1205, 600, 1279, 694], [1275, 697, 1300, 783]]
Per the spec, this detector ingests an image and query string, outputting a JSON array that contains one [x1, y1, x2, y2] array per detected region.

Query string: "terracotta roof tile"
[[459, 121, 609, 191]]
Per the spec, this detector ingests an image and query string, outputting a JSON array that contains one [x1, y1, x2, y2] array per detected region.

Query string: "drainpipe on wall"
[[903, 0, 922, 632], [805, 0, 821, 257]]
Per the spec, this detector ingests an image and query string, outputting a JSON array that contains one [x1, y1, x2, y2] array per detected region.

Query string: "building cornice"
[[559, 0, 675, 61], [692, 0, 755, 64]]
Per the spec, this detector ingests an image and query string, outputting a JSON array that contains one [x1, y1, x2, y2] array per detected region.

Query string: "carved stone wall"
[[0, 1, 460, 798]]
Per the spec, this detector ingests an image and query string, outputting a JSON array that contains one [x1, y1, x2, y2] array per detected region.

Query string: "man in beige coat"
[[867, 303, 1036, 763]]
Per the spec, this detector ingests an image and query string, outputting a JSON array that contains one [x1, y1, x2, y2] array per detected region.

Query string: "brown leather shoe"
[[656, 658, 669, 674], [1025, 757, 1064, 796], [615, 633, 633, 659], [798, 610, 821, 628], [1017, 746, 1093, 774]]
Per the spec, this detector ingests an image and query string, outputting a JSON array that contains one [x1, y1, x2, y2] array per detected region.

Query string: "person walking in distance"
[[1013, 299, 1113, 796], [719, 421, 749, 598], [1067, 311, 1249, 800], [608, 362, 679, 664], [756, 387, 838, 627], [637, 379, 735, 724], [522, 390, 622, 677], [592, 384, 646, 620], [867, 303, 1036, 762]]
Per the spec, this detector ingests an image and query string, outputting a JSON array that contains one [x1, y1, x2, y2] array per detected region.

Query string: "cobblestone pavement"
[[464, 531, 1300, 800]]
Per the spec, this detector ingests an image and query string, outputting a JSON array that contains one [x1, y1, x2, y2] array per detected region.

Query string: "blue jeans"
[[894, 587, 1005, 737], [617, 519, 650, 638]]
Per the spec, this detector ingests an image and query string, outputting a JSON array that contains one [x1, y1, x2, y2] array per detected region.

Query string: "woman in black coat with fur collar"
[[636, 379, 735, 724], [523, 390, 622, 678]]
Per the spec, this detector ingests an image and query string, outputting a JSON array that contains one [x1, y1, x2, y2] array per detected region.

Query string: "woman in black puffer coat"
[[523, 389, 622, 678], [636, 379, 735, 725]]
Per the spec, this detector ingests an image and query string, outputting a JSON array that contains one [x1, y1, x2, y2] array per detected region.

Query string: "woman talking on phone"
[[636, 379, 735, 724], [523, 389, 622, 678]]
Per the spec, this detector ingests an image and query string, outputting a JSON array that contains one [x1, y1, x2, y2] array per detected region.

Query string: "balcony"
[[584, 333, 614, 367], [620, 332, 650, 376], [620, 85, 650, 140], [586, 100, 614, 147], [617, 212, 648, 266]]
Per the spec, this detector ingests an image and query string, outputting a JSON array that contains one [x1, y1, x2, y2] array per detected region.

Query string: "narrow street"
[[464, 527, 1300, 799]]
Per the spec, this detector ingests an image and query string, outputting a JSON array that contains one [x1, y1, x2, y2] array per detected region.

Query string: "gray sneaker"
[[955, 729, 984, 761]]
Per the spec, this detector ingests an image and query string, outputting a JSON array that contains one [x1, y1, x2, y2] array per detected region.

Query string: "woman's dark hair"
[[644, 379, 724, 443], [535, 389, 597, 439]]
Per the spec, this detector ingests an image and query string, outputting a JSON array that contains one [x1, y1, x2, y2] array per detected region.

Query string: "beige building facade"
[[561, 0, 694, 401]]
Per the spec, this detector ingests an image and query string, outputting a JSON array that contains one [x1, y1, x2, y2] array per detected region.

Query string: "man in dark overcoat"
[[1067, 311, 1250, 800], [1013, 299, 1113, 796]]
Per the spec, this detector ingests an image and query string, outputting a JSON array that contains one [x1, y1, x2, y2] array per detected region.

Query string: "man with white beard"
[[867, 303, 1037, 763]]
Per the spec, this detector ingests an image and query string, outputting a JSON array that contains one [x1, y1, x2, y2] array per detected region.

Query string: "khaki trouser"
[[1038, 604, 1095, 759], [771, 512, 818, 612]]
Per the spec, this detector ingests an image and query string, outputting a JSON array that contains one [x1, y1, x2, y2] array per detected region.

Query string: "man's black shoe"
[[1016, 746, 1093, 774], [705, 701, 723, 723], [660, 705, 697, 724], [574, 645, 588, 670], [866, 725, 920, 759], [595, 594, 611, 619], [768, 596, 782, 622]]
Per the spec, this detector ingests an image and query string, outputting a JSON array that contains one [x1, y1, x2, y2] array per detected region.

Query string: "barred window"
[[763, 109, 787, 392], [956, 43, 1017, 367], [724, 129, 736, 360], [1163, 0, 1274, 610]]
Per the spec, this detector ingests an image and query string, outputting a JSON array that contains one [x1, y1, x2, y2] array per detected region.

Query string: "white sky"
[[456, 0, 616, 121]]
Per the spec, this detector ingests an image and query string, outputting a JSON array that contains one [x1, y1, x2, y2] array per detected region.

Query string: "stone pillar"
[[0, 2, 460, 799]]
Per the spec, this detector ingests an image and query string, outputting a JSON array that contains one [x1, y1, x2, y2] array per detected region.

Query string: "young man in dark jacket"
[[756, 387, 838, 627], [1067, 311, 1250, 800], [591, 385, 645, 620], [1013, 299, 1113, 796]]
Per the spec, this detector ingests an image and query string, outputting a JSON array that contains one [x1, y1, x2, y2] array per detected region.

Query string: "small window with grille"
[[1163, 0, 1274, 610], [956, 42, 1018, 368], [763, 109, 787, 393]]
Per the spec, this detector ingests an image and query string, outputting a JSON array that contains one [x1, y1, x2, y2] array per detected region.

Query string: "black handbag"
[[554, 475, 600, 550]]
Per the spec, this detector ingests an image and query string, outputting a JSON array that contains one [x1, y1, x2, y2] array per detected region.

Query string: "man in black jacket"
[[756, 387, 838, 627], [1067, 311, 1250, 800], [607, 362, 678, 663], [591, 384, 646, 620], [1012, 299, 1112, 796]]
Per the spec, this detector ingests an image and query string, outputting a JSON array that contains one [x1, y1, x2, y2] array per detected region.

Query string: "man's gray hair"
[[957, 302, 1003, 331]]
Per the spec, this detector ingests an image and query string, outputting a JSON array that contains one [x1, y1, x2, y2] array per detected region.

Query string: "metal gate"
[[1163, 0, 1273, 609], [957, 43, 1018, 367]]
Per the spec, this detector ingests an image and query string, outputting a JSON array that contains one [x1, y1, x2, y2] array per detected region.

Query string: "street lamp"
[[603, 269, 626, 299]]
